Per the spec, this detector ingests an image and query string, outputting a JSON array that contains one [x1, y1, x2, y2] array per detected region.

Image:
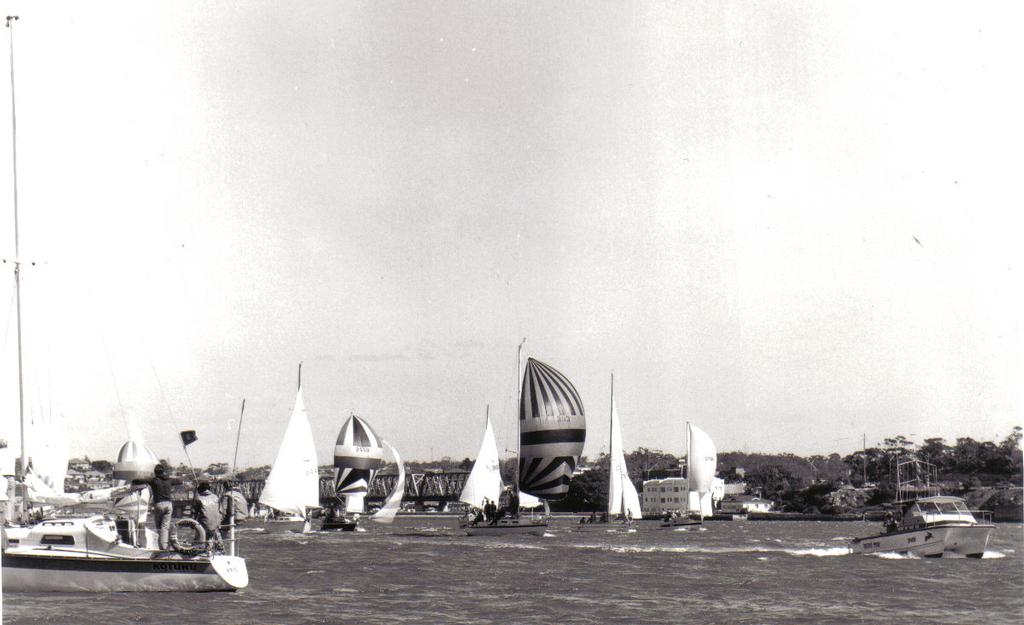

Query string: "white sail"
[[259, 388, 321, 518], [459, 414, 503, 509], [607, 396, 642, 520], [27, 417, 70, 496], [687, 423, 717, 517], [24, 469, 79, 506], [371, 441, 405, 524]]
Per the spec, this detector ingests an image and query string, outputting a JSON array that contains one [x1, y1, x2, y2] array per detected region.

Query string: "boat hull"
[[464, 519, 548, 536], [660, 519, 702, 528], [2, 552, 248, 592], [850, 523, 994, 558], [320, 520, 358, 532]]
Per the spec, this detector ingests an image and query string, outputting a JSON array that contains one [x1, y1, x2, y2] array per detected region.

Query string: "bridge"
[[221, 470, 472, 511]]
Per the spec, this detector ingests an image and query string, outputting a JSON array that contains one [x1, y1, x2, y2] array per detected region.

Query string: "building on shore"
[[719, 494, 773, 514], [641, 477, 725, 518]]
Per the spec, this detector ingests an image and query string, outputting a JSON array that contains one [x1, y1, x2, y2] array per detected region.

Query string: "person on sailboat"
[[130, 464, 177, 550], [219, 480, 249, 526], [508, 489, 520, 519], [194, 482, 223, 553]]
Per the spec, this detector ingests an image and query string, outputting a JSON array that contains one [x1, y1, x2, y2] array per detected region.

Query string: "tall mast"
[[6, 14, 25, 521], [862, 433, 867, 485], [608, 371, 615, 515], [231, 398, 246, 476], [608, 372, 614, 452], [684, 420, 690, 512], [514, 338, 525, 491]]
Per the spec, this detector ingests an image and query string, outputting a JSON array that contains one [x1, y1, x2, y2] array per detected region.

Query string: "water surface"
[[4, 517, 1021, 624]]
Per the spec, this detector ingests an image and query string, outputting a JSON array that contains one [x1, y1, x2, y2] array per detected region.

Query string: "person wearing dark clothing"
[[509, 490, 520, 518], [194, 481, 223, 553], [132, 464, 177, 550]]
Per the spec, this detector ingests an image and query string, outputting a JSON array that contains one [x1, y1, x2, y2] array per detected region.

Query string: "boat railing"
[[971, 509, 993, 523]]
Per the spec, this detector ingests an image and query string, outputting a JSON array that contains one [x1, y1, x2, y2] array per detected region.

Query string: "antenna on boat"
[[5, 14, 27, 522]]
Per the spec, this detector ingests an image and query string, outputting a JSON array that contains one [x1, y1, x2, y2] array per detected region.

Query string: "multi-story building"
[[641, 476, 725, 518]]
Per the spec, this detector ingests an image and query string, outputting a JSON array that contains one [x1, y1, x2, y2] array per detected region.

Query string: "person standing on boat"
[[194, 481, 223, 553], [131, 464, 177, 550]]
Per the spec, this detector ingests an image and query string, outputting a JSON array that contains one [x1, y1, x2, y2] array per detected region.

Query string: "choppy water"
[[4, 517, 1022, 625]]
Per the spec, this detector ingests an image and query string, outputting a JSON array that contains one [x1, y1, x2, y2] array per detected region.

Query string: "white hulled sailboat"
[[1, 16, 246, 592]]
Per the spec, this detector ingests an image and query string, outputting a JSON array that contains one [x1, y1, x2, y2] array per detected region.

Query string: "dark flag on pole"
[[180, 430, 198, 447]]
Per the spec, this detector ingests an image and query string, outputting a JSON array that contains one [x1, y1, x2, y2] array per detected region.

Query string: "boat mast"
[[609, 371, 615, 516], [6, 14, 26, 521], [514, 338, 525, 492], [231, 398, 246, 476], [684, 420, 690, 514]]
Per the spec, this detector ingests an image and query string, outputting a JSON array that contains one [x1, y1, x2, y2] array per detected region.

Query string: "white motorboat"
[[2, 516, 247, 592], [849, 495, 994, 558], [850, 457, 994, 558]]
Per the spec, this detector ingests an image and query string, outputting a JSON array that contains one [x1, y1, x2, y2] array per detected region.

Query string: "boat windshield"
[[917, 499, 971, 516]]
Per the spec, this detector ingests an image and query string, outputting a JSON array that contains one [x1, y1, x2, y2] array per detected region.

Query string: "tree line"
[[74, 428, 1021, 514]]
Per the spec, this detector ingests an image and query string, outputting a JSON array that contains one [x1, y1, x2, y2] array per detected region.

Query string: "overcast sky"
[[0, 2, 1020, 471]]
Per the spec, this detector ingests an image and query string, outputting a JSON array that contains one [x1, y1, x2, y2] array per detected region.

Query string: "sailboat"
[[258, 367, 321, 532], [322, 415, 385, 531], [660, 422, 716, 527], [465, 351, 586, 536], [606, 375, 641, 524], [1, 16, 246, 592], [686, 422, 717, 519]]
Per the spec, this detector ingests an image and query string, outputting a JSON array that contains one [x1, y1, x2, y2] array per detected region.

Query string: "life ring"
[[170, 518, 207, 555]]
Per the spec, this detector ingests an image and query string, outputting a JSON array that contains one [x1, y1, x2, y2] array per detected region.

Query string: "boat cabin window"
[[919, 501, 943, 515], [935, 501, 969, 514], [40, 535, 75, 546]]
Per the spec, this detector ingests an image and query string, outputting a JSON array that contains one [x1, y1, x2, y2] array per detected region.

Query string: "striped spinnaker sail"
[[518, 358, 586, 499], [334, 415, 386, 498], [112, 438, 159, 482]]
